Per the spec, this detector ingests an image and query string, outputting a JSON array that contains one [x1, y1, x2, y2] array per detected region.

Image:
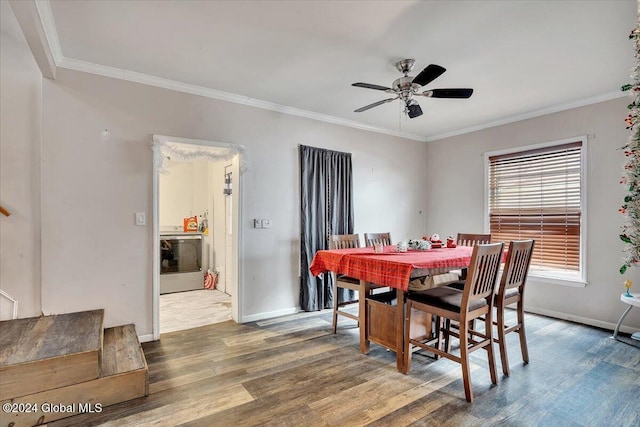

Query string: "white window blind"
[[488, 141, 582, 273]]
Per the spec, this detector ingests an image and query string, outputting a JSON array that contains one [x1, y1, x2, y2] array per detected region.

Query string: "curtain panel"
[[299, 145, 354, 311]]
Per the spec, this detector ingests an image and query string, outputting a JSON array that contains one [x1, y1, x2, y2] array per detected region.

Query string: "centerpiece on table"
[[407, 238, 431, 251], [399, 234, 456, 251]]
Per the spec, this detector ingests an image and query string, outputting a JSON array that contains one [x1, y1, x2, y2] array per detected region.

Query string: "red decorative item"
[[429, 233, 443, 248], [204, 269, 219, 289]]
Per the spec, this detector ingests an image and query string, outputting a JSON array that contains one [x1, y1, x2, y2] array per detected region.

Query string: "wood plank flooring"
[[49, 309, 640, 427]]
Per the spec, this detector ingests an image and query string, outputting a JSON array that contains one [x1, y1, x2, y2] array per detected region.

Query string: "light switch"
[[262, 219, 272, 228], [135, 212, 146, 226], [254, 218, 262, 229]]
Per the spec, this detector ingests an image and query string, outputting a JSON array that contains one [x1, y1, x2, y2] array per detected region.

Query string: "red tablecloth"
[[309, 245, 475, 290]]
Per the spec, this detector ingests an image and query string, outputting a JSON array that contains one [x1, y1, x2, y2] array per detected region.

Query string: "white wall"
[[159, 161, 199, 231], [5, 0, 636, 333], [39, 68, 428, 333], [0, 1, 42, 319], [424, 97, 640, 330], [4, 1, 636, 333]]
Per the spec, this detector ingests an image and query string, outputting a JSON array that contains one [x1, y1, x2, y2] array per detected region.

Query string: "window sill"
[[528, 274, 587, 288]]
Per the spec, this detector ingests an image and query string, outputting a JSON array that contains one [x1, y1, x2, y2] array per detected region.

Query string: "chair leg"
[[485, 312, 498, 385], [458, 320, 473, 402], [331, 280, 339, 334], [517, 300, 529, 364], [468, 319, 475, 345], [496, 303, 510, 376], [433, 316, 442, 360], [444, 318, 452, 353], [403, 301, 413, 374]]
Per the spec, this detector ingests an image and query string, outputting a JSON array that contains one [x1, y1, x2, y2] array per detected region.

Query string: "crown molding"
[[54, 55, 630, 145], [36, 1, 426, 142], [57, 57, 428, 142], [36, 1, 625, 145], [9, 0, 58, 78], [34, 0, 63, 64], [426, 90, 627, 142]]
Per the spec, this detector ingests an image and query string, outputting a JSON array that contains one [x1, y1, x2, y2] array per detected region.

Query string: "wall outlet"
[[135, 212, 146, 226], [261, 219, 272, 228], [254, 218, 262, 229]]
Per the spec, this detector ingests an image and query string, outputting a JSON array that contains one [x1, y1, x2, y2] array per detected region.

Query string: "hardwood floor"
[[49, 309, 639, 426]]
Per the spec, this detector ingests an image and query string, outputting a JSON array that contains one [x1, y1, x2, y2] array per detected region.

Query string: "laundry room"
[[158, 157, 234, 333]]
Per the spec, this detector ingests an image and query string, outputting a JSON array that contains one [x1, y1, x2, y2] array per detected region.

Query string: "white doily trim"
[[152, 135, 249, 174]]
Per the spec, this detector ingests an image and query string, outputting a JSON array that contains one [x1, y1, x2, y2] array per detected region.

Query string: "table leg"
[[612, 305, 633, 340], [359, 280, 370, 354], [396, 289, 405, 373]]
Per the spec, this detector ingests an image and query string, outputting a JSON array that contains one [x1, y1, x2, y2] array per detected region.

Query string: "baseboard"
[[524, 306, 638, 334], [240, 307, 299, 323], [137, 333, 155, 343], [140, 306, 637, 336]]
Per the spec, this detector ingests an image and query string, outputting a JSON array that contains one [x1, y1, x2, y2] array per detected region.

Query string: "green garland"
[[620, 25, 640, 275]]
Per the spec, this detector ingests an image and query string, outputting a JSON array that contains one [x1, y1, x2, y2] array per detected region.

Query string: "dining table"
[[309, 244, 477, 372]]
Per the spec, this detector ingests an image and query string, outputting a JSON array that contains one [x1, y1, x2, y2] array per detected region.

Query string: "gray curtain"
[[300, 145, 354, 311]]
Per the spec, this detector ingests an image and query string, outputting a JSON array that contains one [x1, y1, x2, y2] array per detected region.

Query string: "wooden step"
[[0, 309, 104, 400], [0, 324, 148, 426], [101, 324, 148, 378]]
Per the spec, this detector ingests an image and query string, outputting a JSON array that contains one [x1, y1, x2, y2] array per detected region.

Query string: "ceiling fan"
[[352, 59, 473, 118]]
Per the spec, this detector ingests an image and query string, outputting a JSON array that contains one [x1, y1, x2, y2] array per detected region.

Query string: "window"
[[486, 137, 586, 284]]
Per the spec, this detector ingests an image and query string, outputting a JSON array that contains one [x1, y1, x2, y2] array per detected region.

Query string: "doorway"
[[151, 135, 245, 340]]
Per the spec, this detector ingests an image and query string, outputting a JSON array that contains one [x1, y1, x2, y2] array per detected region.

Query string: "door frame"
[[151, 134, 245, 340], [223, 164, 233, 294]]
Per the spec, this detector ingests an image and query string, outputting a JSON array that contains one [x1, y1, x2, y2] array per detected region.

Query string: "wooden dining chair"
[[329, 234, 361, 250], [403, 242, 504, 402], [451, 233, 492, 281], [328, 234, 365, 333], [364, 232, 392, 247], [457, 233, 492, 247], [493, 239, 534, 376]]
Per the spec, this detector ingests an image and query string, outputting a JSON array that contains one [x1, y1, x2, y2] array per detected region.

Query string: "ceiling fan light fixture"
[[406, 101, 423, 118], [351, 60, 472, 118]]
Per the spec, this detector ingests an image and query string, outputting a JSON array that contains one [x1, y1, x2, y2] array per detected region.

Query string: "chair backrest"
[[457, 233, 491, 247], [461, 242, 504, 311], [364, 232, 392, 247], [498, 240, 535, 296], [329, 234, 360, 249]]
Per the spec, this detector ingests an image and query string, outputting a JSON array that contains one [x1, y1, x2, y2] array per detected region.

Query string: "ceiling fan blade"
[[412, 64, 446, 87], [352, 82, 394, 92], [422, 88, 474, 98], [354, 98, 397, 113]]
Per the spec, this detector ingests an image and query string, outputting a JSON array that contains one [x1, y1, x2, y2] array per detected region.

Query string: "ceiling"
[[40, 0, 635, 141]]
